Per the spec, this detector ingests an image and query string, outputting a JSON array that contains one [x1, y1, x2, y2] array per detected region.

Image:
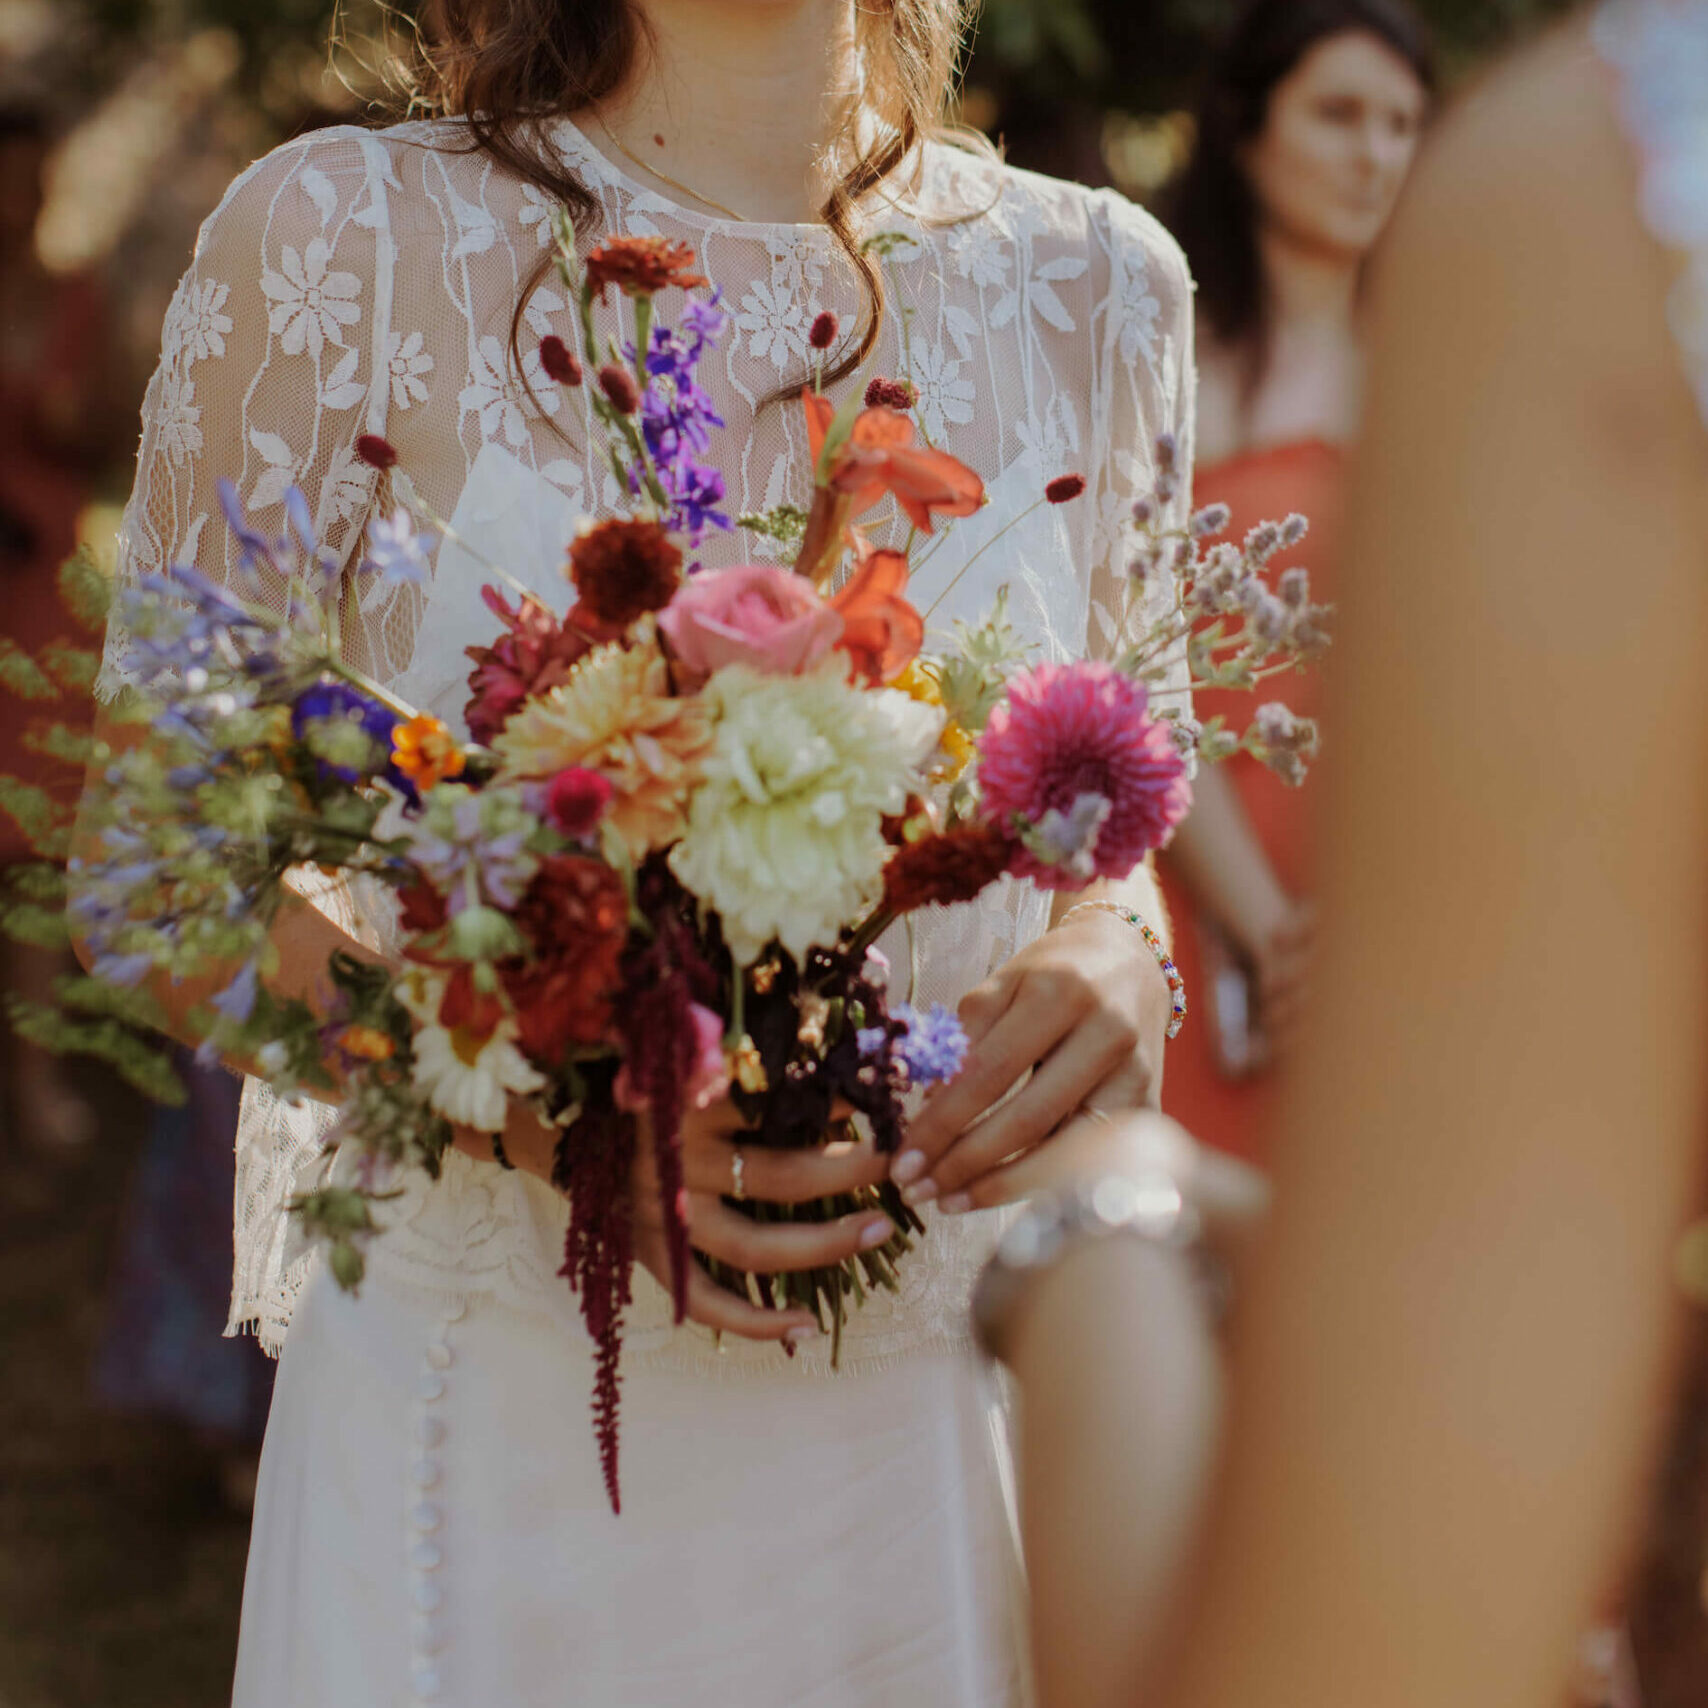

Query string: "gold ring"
[[731, 1147, 746, 1202]]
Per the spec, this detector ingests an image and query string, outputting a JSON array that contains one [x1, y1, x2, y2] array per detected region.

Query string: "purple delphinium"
[[634, 291, 733, 542], [893, 1003, 968, 1087]]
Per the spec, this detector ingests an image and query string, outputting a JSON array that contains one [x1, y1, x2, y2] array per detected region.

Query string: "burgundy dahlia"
[[977, 662, 1192, 889]]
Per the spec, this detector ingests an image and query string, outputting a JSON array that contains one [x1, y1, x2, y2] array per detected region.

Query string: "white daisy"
[[397, 969, 545, 1133]]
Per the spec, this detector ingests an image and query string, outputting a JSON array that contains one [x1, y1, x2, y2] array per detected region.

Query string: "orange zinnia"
[[802, 390, 985, 533], [392, 714, 466, 790], [831, 535, 924, 685]]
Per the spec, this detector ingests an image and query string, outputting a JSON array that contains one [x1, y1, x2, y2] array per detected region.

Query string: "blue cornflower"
[[211, 958, 261, 1026], [291, 677, 411, 794], [893, 1003, 969, 1087], [361, 508, 435, 590]]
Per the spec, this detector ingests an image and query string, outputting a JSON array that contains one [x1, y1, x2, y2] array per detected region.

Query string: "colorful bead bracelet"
[[1061, 899, 1188, 1040]]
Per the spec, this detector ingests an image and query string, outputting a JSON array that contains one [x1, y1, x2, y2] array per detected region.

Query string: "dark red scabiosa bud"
[[545, 766, 615, 840], [1045, 473, 1086, 505], [863, 376, 916, 411], [808, 310, 839, 351], [596, 363, 641, 415], [539, 335, 583, 387], [355, 434, 399, 470]]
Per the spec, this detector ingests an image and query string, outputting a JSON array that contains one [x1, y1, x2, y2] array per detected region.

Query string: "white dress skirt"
[[235, 1253, 1028, 1708]]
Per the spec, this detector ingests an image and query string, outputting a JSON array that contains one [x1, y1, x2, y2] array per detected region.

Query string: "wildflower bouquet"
[[62, 224, 1328, 1509]]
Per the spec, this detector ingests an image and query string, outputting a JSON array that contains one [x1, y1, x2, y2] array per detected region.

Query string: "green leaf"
[[41, 643, 100, 697], [0, 640, 58, 702], [3, 996, 185, 1104], [0, 776, 60, 842], [0, 903, 70, 949], [21, 722, 95, 767], [52, 972, 167, 1030], [56, 545, 113, 631], [4, 862, 67, 904]]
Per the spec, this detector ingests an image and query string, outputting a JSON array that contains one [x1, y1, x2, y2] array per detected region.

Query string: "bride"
[[82, 0, 1193, 1700]]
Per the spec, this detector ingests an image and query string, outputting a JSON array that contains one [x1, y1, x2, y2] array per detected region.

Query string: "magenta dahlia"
[[977, 662, 1191, 889]]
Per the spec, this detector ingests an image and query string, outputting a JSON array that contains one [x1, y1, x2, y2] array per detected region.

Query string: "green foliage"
[[41, 643, 102, 697], [5, 863, 68, 904], [736, 504, 811, 546], [4, 996, 186, 1105], [21, 723, 97, 768], [56, 546, 114, 632], [1, 903, 71, 950], [53, 972, 168, 1032], [0, 639, 59, 702], [0, 777, 67, 852]]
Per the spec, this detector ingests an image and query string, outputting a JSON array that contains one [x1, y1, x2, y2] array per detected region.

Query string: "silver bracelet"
[[1059, 899, 1187, 1040], [971, 1173, 1222, 1362]]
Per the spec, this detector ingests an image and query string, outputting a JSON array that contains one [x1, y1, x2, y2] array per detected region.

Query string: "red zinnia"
[[539, 335, 583, 387], [882, 822, 1018, 914], [584, 236, 708, 302], [567, 518, 683, 634], [1045, 473, 1086, 504], [355, 434, 399, 470]]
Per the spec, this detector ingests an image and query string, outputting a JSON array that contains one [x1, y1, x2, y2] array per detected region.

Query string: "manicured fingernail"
[[891, 1150, 927, 1185], [784, 1324, 819, 1348], [860, 1216, 895, 1249], [939, 1192, 973, 1215], [901, 1177, 938, 1208]]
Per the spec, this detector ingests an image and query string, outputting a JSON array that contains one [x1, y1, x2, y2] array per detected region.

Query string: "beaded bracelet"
[[490, 1131, 516, 1171], [1060, 899, 1188, 1040]]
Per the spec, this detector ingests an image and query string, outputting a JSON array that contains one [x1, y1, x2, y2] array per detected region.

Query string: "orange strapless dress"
[[1157, 439, 1343, 1165]]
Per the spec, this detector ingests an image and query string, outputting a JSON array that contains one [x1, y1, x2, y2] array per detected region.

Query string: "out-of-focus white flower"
[[668, 662, 942, 964], [397, 967, 544, 1132]]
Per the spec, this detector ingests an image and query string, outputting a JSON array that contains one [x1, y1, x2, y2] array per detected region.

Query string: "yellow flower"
[[392, 714, 466, 790], [894, 660, 973, 782], [491, 631, 713, 859]]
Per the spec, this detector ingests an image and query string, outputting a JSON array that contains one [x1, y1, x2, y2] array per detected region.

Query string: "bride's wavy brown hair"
[[369, 0, 978, 392]]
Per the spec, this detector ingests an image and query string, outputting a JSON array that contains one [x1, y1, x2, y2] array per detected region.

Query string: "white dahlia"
[[397, 967, 545, 1133], [669, 662, 943, 964]]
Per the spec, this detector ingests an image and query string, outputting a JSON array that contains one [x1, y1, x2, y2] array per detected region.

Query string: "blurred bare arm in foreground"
[[1007, 22, 1708, 1708]]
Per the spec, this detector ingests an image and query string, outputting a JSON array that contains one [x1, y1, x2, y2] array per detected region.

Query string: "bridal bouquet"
[[46, 224, 1328, 1509]]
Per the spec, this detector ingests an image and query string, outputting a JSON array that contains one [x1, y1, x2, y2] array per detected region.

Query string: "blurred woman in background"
[[1158, 0, 1432, 1163]]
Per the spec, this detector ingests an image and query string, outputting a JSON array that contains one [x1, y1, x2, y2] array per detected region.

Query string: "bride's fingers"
[[684, 1134, 891, 1202], [688, 1197, 899, 1274], [682, 1267, 821, 1344], [912, 1017, 1136, 1203]]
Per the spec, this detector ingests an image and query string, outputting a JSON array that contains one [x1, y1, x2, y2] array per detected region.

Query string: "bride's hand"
[[890, 908, 1172, 1211], [456, 1096, 896, 1345]]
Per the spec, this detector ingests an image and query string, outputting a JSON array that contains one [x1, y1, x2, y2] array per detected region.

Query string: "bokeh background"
[[0, 1, 1577, 1704]]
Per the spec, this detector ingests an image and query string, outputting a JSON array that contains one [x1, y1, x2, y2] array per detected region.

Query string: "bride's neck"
[[585, 0, 859, 225]]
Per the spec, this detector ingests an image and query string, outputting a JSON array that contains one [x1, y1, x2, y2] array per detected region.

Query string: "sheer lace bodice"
[[98, 115, 1196, 1367]]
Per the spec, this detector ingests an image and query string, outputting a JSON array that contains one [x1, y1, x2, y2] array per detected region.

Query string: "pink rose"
[[657, 565, 843, 687]]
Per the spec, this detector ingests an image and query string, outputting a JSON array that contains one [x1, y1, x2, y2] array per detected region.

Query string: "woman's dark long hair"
[[1164, 0, 1435, 375]]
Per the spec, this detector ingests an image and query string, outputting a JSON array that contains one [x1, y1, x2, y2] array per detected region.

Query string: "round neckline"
[[548, 113, 937, 243]]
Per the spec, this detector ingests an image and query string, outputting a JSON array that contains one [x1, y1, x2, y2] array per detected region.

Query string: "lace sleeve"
[[97, 127, 407, 699], [1084, 191, 1196, 713]]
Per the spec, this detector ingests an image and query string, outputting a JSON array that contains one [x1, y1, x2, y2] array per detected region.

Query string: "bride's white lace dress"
[[99, 114, 1193, 1707]]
